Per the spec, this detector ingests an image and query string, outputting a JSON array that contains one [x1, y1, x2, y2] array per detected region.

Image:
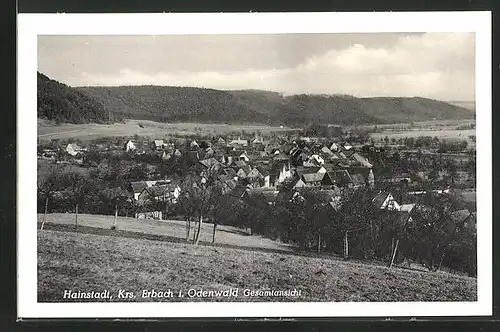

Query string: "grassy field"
[[38, 119, 298, 141], [38, 229, 477, 302], [38, 213, 293, 252]]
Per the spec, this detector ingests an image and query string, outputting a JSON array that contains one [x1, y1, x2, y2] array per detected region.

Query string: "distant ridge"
[[38, 72, 474, 126]]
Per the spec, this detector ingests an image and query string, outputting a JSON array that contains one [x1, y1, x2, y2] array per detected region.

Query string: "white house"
[[124, 140, 136, 152]]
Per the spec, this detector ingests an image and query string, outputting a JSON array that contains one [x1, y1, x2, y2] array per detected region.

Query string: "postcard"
[[17, 11, 492, 318]]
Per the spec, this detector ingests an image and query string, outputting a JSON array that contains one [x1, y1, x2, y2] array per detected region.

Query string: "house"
[[229, 139, 248, 147], [255, 166, 272, 188], [349, 152, 373, 168], [349, 167, 375, 188], [161, 151, 172, 161], [330, 142, 340, 152], [277, 163, 293, 183], [124, 140, 136, 152], [235, 165, 252, 178], [247, 167, 264, 180], [152, 139, 164, 150], [372, 191, 401, 211], [65, 143, 86, 156], [301, 172, 325, 186], [217, 137, 226, 145], [220, 167, 238, 179], [247, 187, 279, 205], [324, 170, 353, 188], [451, 209, 477, 233], [137, 183, 181, 204], [129, 181, 149, 200], [251, 137, 264, 145], [343, 142, 353, 150], [190, 140, 200, 149], [199, 157, 221, 170], [228, 150, 250, 163], [174, 149, 183, 158], [303, 154, 325, 167]]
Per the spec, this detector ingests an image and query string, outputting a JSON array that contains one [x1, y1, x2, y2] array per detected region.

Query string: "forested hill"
[[37, 72, 111, 124], [76, 85, 474, 125]]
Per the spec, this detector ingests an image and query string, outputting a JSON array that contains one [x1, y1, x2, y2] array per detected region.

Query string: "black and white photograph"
[[17, 12, 492, 318]]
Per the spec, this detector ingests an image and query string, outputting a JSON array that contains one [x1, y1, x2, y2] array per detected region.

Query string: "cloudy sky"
[[38, 33, 475, 101]]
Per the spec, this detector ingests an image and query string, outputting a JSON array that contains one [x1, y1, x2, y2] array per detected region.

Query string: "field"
[[38, 229, 477, 302], [38, 119, 298, 141], [38, 213, 293, 253], [37, 213, 476, 302], [362, 119, 476, 147]]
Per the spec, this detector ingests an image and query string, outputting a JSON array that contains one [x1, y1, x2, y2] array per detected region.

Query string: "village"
[[37, 130, 477, 227], [37, 128, 477, 278]]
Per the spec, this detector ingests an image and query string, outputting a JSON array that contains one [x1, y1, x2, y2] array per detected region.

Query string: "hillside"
[[37, 72, 112, 124], [38, 229, 476, 302], [76, 85, 474, 126]]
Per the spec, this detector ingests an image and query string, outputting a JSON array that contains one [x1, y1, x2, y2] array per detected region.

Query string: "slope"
[[37, 72, 111, 124], [76, 85, 474, 126]]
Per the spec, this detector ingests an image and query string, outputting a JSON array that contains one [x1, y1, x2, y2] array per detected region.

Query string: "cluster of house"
[[38, 136, 476, 232]]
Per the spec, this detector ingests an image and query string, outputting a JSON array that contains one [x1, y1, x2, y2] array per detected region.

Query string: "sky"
[[38, 33, 475, 101]]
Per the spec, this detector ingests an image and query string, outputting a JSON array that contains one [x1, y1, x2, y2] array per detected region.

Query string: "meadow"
[[38, 119, 298, 141], [38, 228, 477, 302]]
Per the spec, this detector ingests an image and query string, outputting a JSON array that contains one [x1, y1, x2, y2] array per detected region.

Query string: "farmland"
[[38, 228, 477, 302], [38, 119, 297, 142]]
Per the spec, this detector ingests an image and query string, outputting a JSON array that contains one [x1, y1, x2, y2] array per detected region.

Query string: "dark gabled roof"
[[228, 149, 247, 157], [228, 185, 249, 199], [233, 160, 248, 168], [343, 149, 355, 158], [199, 157, 220, 169], [247, 167, 263, 179], [142, 184, 178, 198], [130, 181, 148, 193], [450, 209, 472, 223], [222, 167, 237, 177], [255, 166, 270, 177], [295, 166, 320, 177], [372, 191, 391, 209], [326, 170, 353, 185]]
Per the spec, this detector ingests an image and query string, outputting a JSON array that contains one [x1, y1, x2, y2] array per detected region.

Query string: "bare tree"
[[37, 167, 62, 230]]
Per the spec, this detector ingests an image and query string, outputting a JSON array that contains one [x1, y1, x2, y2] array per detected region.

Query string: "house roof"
[[130, 181, 148, 193], [232, 160, 248, 168], [295, 166, 321, 177], [228, 149, 247, 157], [302, 172, 325, 183], [199, 157, 220, 169], [142, 184, 178, 198], [222, 168, 237, 177], [228, 185, 249, 199], [247, 167, 263, 179], [450, 209, 472, 223], [153, 140, 164, 146], [372, 191, 391, 209], [326, 170, 353, 185], [399, 204, 415, 213], [350, 153, 373, 168], [320, 146, 334, 155]]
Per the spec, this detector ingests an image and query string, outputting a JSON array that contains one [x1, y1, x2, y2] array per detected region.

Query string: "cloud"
[[74, 32, 475, 101]]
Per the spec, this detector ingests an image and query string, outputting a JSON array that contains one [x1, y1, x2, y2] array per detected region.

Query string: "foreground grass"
[[38, 230, 477, 302]]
